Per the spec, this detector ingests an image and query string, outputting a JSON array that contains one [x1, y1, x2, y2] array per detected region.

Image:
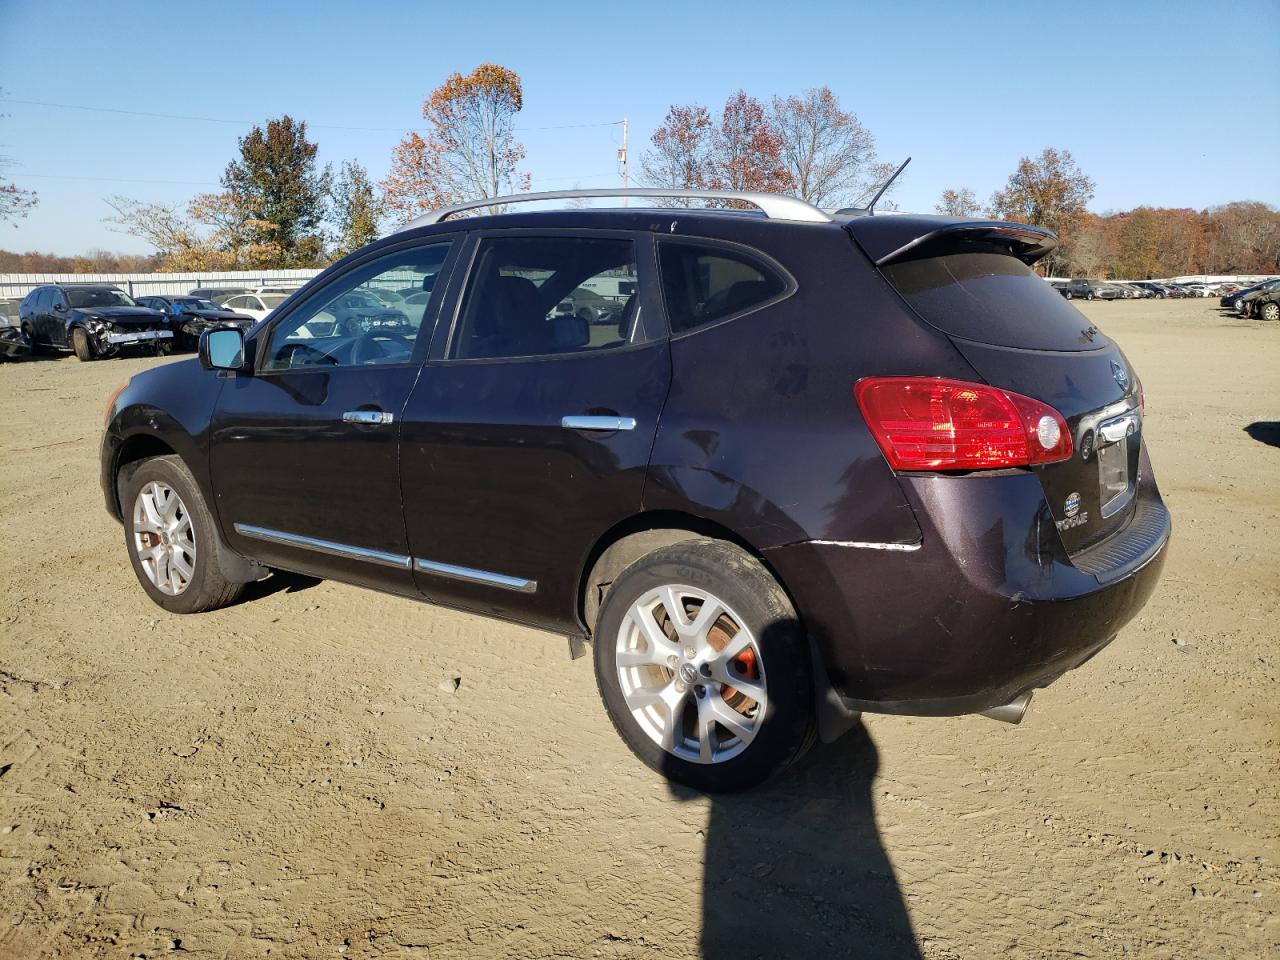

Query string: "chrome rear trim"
[[233, 523, 412, 570], [809, 539, 923, 552]]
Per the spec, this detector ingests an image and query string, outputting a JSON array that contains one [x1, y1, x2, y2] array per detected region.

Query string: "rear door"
[[871, 242, 1144, 556], [398, 229, 671, 633]]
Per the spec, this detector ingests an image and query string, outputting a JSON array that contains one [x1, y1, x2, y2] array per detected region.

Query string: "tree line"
[[2, 67, 1276, 277], [936, 148, 1280, 278]]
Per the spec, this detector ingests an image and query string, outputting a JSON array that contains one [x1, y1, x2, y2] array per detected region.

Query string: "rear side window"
[[881, 252, 1106, 352], [451, 236, 639, 360], [658, 241, 787, 334]]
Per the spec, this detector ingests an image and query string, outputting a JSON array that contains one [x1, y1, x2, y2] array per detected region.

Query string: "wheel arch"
[[577, 510, 791, 636], [107, 432, 181, 518]]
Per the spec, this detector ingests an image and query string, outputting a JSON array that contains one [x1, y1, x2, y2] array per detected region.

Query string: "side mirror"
[[53, 301, 67, 312], [200, 327, 247, 372]]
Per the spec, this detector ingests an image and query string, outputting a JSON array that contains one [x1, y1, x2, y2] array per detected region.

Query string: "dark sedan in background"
[[136, 295, 255, 351], [19, 284, 172, 361]]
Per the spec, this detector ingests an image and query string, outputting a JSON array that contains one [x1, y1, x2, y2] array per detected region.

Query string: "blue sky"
[[1, 0, 1277, 255]]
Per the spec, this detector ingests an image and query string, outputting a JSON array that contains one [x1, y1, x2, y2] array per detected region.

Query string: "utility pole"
[[618, 117, 628, 207]]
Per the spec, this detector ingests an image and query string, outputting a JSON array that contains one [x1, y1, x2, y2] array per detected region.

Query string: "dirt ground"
[[0, 298, 1276, 959]]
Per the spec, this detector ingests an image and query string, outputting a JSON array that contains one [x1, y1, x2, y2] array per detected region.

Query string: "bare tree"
[[639, 104, 716, 202], [935, 187, 982, 217], [382, 64, 529, 219], [0, 89, 38, 226], [769, 87, 885, 207]]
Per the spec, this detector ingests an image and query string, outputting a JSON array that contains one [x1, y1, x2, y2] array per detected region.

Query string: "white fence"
[[0, 269, 323, 299]]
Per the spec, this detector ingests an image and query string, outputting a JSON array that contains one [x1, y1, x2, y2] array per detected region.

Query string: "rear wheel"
[[71, 327, 95, 362], [1260, 301, 1280, 322], [121, 456, 245, 614], [593, 538, 814, 792]]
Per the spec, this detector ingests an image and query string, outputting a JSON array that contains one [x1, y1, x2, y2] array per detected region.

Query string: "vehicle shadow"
[[1243, 421, 1280, 449], [236, 570, 322, 604], [669, 723, 922, 958]]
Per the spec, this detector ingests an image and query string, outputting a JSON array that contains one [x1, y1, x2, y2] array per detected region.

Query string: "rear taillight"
[[854, 377, 1073, 471]]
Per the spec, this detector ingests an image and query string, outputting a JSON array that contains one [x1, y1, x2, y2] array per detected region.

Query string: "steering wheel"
[[352, 331, 413, 365], [275, 342, 338, 369]]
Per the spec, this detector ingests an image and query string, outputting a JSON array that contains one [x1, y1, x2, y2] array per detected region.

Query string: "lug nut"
[[683, 646, 696, 659], [666, 655, 678, 668]]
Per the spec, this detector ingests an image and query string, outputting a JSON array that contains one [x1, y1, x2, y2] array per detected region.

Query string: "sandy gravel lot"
[[1, 298, 1277, 959]]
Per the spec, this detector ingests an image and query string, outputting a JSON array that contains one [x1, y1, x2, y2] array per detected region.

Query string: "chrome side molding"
[[233, 523, 536, 593], [233, 523, 412, 570], [414, 558, 537, 593], [561, 415, 637, 432]]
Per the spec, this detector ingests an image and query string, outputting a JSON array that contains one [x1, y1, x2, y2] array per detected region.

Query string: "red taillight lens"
[[854, 377, 1073, 471]]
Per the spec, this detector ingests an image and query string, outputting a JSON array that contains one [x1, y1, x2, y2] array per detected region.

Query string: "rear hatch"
[[848, 217, 1144, 555]]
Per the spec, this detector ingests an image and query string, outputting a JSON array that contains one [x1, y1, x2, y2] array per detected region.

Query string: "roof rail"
[[398, 188, 833, 230]]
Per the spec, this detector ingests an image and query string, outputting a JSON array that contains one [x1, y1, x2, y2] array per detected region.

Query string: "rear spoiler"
[[846, 216, 1059, 267]]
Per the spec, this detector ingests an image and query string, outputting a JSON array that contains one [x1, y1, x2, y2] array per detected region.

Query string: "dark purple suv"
[[100, 190, 1170, 792]]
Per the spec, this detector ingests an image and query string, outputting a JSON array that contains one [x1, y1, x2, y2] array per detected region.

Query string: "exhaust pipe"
[[979, 691, 1033, 725]]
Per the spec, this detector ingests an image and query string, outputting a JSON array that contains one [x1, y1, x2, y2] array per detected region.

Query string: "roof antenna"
[[866, 157, 911, 214]]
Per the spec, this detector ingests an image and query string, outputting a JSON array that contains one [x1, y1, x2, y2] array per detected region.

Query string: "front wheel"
[[1260, 302, 1280, 322], [593, 538, 815, 792], [121, 455, 245, 613], [1086, 292, 1095, 300], [71, 327, 95, 361]]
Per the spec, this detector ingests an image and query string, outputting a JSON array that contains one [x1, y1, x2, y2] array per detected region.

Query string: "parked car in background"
[[1132, 282, 1167, 298], [218, 292, 292, 322], [1063, 279, 1123, 300], [293, 290, 413, 338], [1221, 278, 1280, 313], [555, 285, 624, 324], [100, 189, 1169, 791], [136, 295, 256, 351], [20, 284, 171, 361], [1247, 286, 1280, 322], [0, 296, 30, 360], [189, 286, 250, 302]]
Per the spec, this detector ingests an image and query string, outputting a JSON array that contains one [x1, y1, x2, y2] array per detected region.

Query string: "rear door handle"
[[561, 415, 636, 432], [343, 410, 395, 425]]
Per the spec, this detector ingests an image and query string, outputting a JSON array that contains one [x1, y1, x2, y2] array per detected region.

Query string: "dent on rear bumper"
[[765, 467, 1170, 715]]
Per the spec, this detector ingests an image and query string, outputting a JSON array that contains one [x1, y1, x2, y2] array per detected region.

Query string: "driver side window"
[[261, 241, 451, 371]]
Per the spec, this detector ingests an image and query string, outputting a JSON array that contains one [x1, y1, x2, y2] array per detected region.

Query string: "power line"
[[0, 97, 622, 134], [15, 172, 219, 187]]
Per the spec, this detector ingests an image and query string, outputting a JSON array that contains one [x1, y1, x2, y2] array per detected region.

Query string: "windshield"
[[260, 294, 289, 308], [66, 288, 135, 308]]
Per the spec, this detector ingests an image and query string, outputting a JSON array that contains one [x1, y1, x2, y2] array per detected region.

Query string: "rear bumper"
[[765, 462, 1170, 716]]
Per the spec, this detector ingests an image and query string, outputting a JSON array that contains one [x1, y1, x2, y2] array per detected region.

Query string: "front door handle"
[[561, 415, 636, 432], [343, 410, 395, 425]]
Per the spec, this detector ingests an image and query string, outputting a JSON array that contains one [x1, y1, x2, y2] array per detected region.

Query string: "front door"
[[209, 237, 458, 593], [400, 231, 671, 632]]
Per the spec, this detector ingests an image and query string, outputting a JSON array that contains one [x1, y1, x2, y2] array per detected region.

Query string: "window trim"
[[654, 235, 797, 340], [433, 227, 663, 365], [251, 233, 461, 376]]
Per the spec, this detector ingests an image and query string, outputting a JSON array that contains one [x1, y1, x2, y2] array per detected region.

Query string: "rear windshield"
[[880, 252, 1108, 351]]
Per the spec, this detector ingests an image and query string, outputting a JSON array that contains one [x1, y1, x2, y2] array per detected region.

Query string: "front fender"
[[100, 358, 224, 519]]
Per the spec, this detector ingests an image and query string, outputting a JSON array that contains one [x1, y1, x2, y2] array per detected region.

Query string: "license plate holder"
[[1097, 437, 1129, 517]]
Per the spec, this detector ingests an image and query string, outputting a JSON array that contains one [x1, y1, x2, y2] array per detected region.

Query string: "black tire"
[[120, 455, 245, 614], [1086, 291, 1095, 301], [1064, 291, 1073, 300], [71, 327, 95, 362], [593, 538, 815, 792], [1260, 302, 1280, 322]]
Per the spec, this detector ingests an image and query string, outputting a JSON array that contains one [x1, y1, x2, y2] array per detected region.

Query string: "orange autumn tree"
[[382, 64, 529, 220]]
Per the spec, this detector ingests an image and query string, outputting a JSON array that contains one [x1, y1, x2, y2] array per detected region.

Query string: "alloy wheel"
[[132, 481, 196, 595], [615, 585, 767, 764]]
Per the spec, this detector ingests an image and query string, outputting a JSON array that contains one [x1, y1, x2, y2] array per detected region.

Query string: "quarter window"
[[261, 242, 451, 371], [657, 241, 787, 334], [451, 236, 639, 360]]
